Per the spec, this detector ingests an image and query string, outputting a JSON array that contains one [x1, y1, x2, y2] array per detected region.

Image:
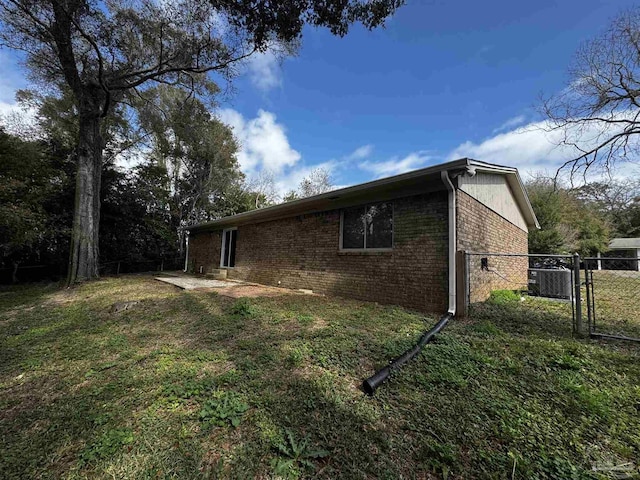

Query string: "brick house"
[[186, 159, 539, 314]]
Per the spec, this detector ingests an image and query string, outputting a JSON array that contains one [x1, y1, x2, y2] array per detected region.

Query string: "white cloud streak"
[[217, 108, 381, 196], [359, 150, 434, 177], [492, 114, 527, 133], [346, 144, 374, 161]]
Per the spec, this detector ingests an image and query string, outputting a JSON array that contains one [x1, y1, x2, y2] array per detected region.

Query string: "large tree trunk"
[[67, 104, 103, 285]]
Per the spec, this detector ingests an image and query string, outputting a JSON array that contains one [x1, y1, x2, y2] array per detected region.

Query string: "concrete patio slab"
[[154, 274, 314, 298], [154, 276, 235, 289]]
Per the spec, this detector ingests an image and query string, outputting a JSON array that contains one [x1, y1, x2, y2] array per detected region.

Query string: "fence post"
[[116, 261, 121, 276], [456, 250, 468, 317], [573, 253, 583, 336], [465, 252, 470, 311], [160, 260, 164, 272], [584, 261, 592, 334]]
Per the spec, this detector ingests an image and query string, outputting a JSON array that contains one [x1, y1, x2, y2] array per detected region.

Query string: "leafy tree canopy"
[[527, 177, 612, 256]]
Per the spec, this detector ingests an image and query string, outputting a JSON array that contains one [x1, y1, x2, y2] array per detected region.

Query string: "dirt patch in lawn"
[[208, 283, 308, 298]]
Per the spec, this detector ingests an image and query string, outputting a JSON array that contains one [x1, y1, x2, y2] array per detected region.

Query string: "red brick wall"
[[456, 189, 529, 303], [188, 231, 221, 274], [188, 192, 449, 312]]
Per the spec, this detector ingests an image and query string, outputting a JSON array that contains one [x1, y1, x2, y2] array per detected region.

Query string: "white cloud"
[[0, 101, 20, 118], [0, 52, 40, 137], [359, 151, 434, 177], [217, 108, 301, 175], [216, 108, 369, 197], [245, 51, 282, 92], [448, 122, 565, 173], [448, 115, 640, 182], [492, 114, 527, 133], [346, 144, 374, 161]]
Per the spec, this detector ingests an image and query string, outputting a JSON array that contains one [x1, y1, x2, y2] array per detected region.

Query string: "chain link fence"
[[464, 253, 579, 338], [584, 256, 640, 341], [99, 257, 185, 276], [0, 264, 63, 284], [0, 257, 185, 284], [464, 252, 640, 342]]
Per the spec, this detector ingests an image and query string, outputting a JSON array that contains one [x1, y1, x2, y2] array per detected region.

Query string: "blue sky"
[[1, 0, 637, 193]]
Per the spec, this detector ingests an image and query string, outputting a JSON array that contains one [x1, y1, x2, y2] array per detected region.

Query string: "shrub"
[[487, 289, 521, 305]]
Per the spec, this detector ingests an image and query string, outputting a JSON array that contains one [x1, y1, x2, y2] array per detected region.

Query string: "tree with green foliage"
[[0, 125, 80, 282], [136, 85, 243, 243], [0, 0, 403, 284], [526, 177, 611, 255], [0, 128, 49, 281], [574, 180, 640, 238]]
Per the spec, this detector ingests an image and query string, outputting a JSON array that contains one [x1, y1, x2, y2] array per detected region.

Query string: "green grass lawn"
[[1, 276, 639, 479]]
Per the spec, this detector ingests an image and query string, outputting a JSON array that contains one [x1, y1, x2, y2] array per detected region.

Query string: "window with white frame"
[[341, 202, 393, 250]]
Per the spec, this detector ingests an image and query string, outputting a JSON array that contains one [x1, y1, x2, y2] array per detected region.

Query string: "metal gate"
[[584, 256, 640, 342]]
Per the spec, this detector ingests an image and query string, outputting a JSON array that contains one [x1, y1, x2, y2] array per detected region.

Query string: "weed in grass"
[[81, 428, 134, 464], [229, 298, 255, 317], [471, 319, 503, 337], [199, 391, 249, 428], [162, 378, 216, 402], [417, 439, 457, 479], [271, 429, 329, 479], [558, 371, 611, 418], [297, 314, 314, 326], [551, 352, 585, 371], [284, 342, 311, 367]]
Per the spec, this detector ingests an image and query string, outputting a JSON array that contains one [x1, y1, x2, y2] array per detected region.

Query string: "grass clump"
[[80, 428, 135, 464]]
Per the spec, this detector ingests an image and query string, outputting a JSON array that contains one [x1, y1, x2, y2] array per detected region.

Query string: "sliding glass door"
[[220, 228, 237, 268]]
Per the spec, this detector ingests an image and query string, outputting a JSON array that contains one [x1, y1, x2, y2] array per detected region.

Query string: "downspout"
[[183, 232, 189, 272], [441, 170, 457, 315], [361, 171, 458, 395]]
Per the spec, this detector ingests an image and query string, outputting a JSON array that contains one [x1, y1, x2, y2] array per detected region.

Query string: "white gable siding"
[[457, 172, 528, 232]]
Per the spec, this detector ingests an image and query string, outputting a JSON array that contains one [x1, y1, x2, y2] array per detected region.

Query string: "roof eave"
[[187, 158, 540, 233], [187, 158, 472, 232]]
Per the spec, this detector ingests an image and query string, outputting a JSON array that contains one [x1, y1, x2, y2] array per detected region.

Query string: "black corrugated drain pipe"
[[362, 312, 453, 395]]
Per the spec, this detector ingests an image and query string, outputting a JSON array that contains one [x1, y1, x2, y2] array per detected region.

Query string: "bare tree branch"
[[542, 7, 640, 179]]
